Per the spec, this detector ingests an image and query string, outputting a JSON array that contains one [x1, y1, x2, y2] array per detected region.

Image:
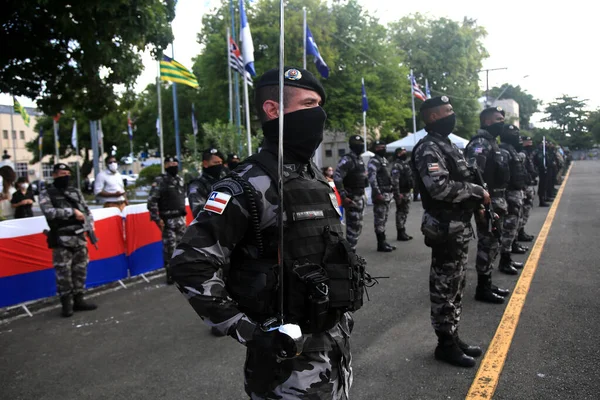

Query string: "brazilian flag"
[[160, 56, 199, 88]]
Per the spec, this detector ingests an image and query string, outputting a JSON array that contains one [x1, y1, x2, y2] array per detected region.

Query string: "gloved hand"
[[342, 197, 354, 208], [374, 194, 385, 204], [252, 323, 304, 359]]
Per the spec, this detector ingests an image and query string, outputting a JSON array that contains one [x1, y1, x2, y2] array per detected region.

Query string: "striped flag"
[[127, 112, 133, 140], [160, 56, 199, 88], [425, 79, 432, 99], [71, 120, 77, 149], [411, 74, 427, 101], [239, 0, 256, 76], [13, 98, 30, 127], [229, 37, 253, 86], [53, 113, 60, 150]]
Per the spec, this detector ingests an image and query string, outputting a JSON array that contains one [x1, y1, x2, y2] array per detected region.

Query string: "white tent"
[[386, 129, 469, 152]]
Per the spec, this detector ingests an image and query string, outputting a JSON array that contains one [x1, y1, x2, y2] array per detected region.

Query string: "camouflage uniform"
[[464, 131, 509, 276], [520, 148, 538, 229], [390, 157, 413, 232], [499, 144, 526, 253], [147, 173, 187, 270], [367, 154, 393, 235], [188, 172, 221, 219], [39, 184, 94, 297], [170, 151, 356, 399], [412, 132, 484, 334], [333, 152, 368, 249]]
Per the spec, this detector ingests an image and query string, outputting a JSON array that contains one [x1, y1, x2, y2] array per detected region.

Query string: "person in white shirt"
[[94, 156, 127, 211]]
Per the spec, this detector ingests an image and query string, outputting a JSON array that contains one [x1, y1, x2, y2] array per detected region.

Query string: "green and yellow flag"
[[13, 98, 30, 127], [160, 56, 199, 88]]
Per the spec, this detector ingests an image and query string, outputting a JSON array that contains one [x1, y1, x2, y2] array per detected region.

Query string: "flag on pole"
[[306, 26, 329, 78], [13, 98, 31, 127], [53, 113, 61, 150], [71, 120, 77, 149], [411, 74, 427, 101], [156, 117, 160, 137], [191, 104, 199, 136], [361, 79, 369, 112], [425, 79, 432, 99], [229, 37, 254, 86], [239, 0, 256, 76], [160, 56, 199, 88], [38, 127, 43, 154], [127, 112, 134, 140]]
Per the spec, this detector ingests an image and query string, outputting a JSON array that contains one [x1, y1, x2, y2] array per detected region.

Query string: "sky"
[[3, 0, 599, 126]]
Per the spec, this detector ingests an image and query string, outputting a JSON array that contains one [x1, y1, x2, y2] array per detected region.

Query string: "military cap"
[[372, 140, 386, 147], [227, 153, 240, 163], [481, 106, 505, 117], [203, 148, 224, 160], [503, 124, 520, 134], [349, 135, 364, 145], [420, 96, 451, 112], [164, 156, 179, 163], [53, 163, 71, 173], [256, 66, 326, 105], [394, 147, 407, 154]]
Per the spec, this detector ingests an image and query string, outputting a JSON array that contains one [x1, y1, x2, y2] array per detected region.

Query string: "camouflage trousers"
[[519, 186, 535, 229], [501, 190, 523, 253], [429, 223, 473, 335], [344, 194, 365, 249], [162, 216, 186, 267], [246, 313, 353, 400], [373, 192, 393, 234], [53, 245, 89, 296], [394, 193, 411, 231], [475, 196, 507, 275]]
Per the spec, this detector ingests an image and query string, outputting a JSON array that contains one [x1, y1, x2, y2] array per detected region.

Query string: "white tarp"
[[386, 129, 469, 152]]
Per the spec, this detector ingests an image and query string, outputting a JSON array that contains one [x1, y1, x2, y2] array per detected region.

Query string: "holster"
[[43, 229, 58, 249], [292, 262, 330, 333]]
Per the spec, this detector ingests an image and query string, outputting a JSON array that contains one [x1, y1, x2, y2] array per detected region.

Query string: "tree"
[[389, 14, 488, 138], [540, 95, 593, 150], [487, 84, 541, 128], [0, 0, 175, 119], [585, 109, 600, 144]]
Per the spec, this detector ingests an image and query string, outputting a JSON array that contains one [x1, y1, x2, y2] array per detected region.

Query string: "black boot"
[[434, 331, 476, 368], [491, 284, 510, 297], [73, 293, 97, 311], [511, 242, 528, 254], [454, 331, 483, 358], [499, 253, 519, 275], [165, 265, 174, 285], [518, 228, 534, 242], [377, 233, 396, 252], [397, 228, 413, 241], [539, 198, 549, 207], [60, 294, 74, 318], [475, 275, 505, 304]]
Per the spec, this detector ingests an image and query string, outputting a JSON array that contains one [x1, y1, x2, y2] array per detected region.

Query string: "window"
[[42, 163, 53, 179], [338, 148, 346, 157], [2, 130, 7, 139], [325, 149, 333, 157], [16, 162, 28, 178], [11, 130, 16, 140], [19, 131, 25, 140]]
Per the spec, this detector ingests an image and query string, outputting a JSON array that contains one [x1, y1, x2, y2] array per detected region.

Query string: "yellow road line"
[[466, 164, 573, 399]]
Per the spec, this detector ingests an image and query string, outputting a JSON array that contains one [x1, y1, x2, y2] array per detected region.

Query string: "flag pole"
[[227, 28, 234, 124], [240, 0, 253, 157], [410, 69, 417, 146], [90, 121, 100, 178], [192, 103, 198, 164], [73, 120, 81, 192], [362, 77, 367, 154], [10, 97, 17, 165], [39, 128, 44, 181], [230, 0, 243, 154], [157, 71, 166, 174], [303, 7, 307, 70], [277, 0, 286, 325], [53, 118, 60, 163], [171, 46, 182, 163], [98, 120, 105, 170]]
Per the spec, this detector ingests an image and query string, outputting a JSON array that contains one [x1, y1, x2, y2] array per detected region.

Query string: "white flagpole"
[[98, 120, 105, 170], [73, 120, 81, 192], [362, 77, 367, 154], [277, 0, 285, 325], [242, 69, 252, 156], [156, 69, 165, 174], [303, 7, 307, 70], [53, 119, 60, 162], [10, 97, 17, 165], [410, 69, 417, 146], [227, 28, 233, 124]]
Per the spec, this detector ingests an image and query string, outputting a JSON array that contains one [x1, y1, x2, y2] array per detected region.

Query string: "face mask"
[[350, 144, 364, 155], [54, 175, 70, 189], [204, 164, 223, 179], [108, 162, 118, 173], [229, 161, 240, 170], [375, 149, 387, 157], [396, 153, 407, 161], [426, 113, 456, 136], [21, 183, 29, 191], [166, 166, 179, 176], [485, 121, 505, 137], [262, 107, 327, 162]]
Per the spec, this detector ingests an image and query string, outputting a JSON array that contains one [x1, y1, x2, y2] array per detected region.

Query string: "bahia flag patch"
[[427, 163, 440, 172], [204, 191, 232, 215]]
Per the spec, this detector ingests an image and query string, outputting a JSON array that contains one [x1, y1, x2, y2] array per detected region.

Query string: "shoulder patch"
[[212, 179, 244, 196], [428, 163, 440, 172], [204, 191, 232, 215], [473, 146, 483, 154]]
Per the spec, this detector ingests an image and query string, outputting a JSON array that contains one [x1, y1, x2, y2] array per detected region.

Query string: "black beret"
[[164, 156, 179, 163], [372, 140, 386, 147], [481, 106, 505, 117], [503, 124, 520, 134], [420, 96, 451, 113], [203, 148, 224, 160], [228, 154, 240, 162], [349, 135, 364, 145], [256, 66, 326, 105], [395, 147, 407, 154], [53, 163, 71, 173], [521, 135, 532, 141]]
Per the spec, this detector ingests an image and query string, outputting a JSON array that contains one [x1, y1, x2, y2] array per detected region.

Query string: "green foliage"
[[487, 84, 541, 128], [585, 109, 600, 144], [389, 14, 488, 138], [541, 95, 592, 150], [0, 0, 175, 119], [138, 164, 162, 186]]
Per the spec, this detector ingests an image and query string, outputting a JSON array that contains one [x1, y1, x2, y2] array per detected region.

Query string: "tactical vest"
[[45, 186, 84, 234], [411, 133, 477, 219], [374, 155, 392, 190], [158, 174, 186, 219], [467, 130, 510, 192], [227, 151, 367, 333], [501, 143, 527, 190], [392, 160, 412, 191], [342, 152, 368, 191], [188, 175, 214, 200]]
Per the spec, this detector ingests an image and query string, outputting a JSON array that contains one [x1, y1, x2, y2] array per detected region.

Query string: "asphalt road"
[[1, 161, 598, 400]]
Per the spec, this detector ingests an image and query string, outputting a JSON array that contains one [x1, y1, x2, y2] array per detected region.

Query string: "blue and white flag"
[[127, 112, 133, 140], [425, 78, 432, 99], [156, 117, 160, 137], [361, 78, 369, 112], [239, 0, 256, 76], [71, 120, 77, 149], [191, 104, 199, 136], [306, 26, 329, 78]]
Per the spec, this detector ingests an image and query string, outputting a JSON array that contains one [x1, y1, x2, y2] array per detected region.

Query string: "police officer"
[[499, 125, 528, 270], [412, 96, 486, 368], [225, 153, 241, 173], [333, 134, 369, 250], [39, 163, 97, 317], [147, 156, 186, 285], [533, 141, 550, 207], [368, 140, 396, 252], [391, 146, 414, 241], [188, 148, 225, 218], [465, 107, 513, 301], [518, 136, 537, 242], [170, 67, 366, 399]]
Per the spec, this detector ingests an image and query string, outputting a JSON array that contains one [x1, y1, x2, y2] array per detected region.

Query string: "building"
[[317, 130, 350, 169], [0, 104, 81, 181], [479, 98, 521, 128]]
